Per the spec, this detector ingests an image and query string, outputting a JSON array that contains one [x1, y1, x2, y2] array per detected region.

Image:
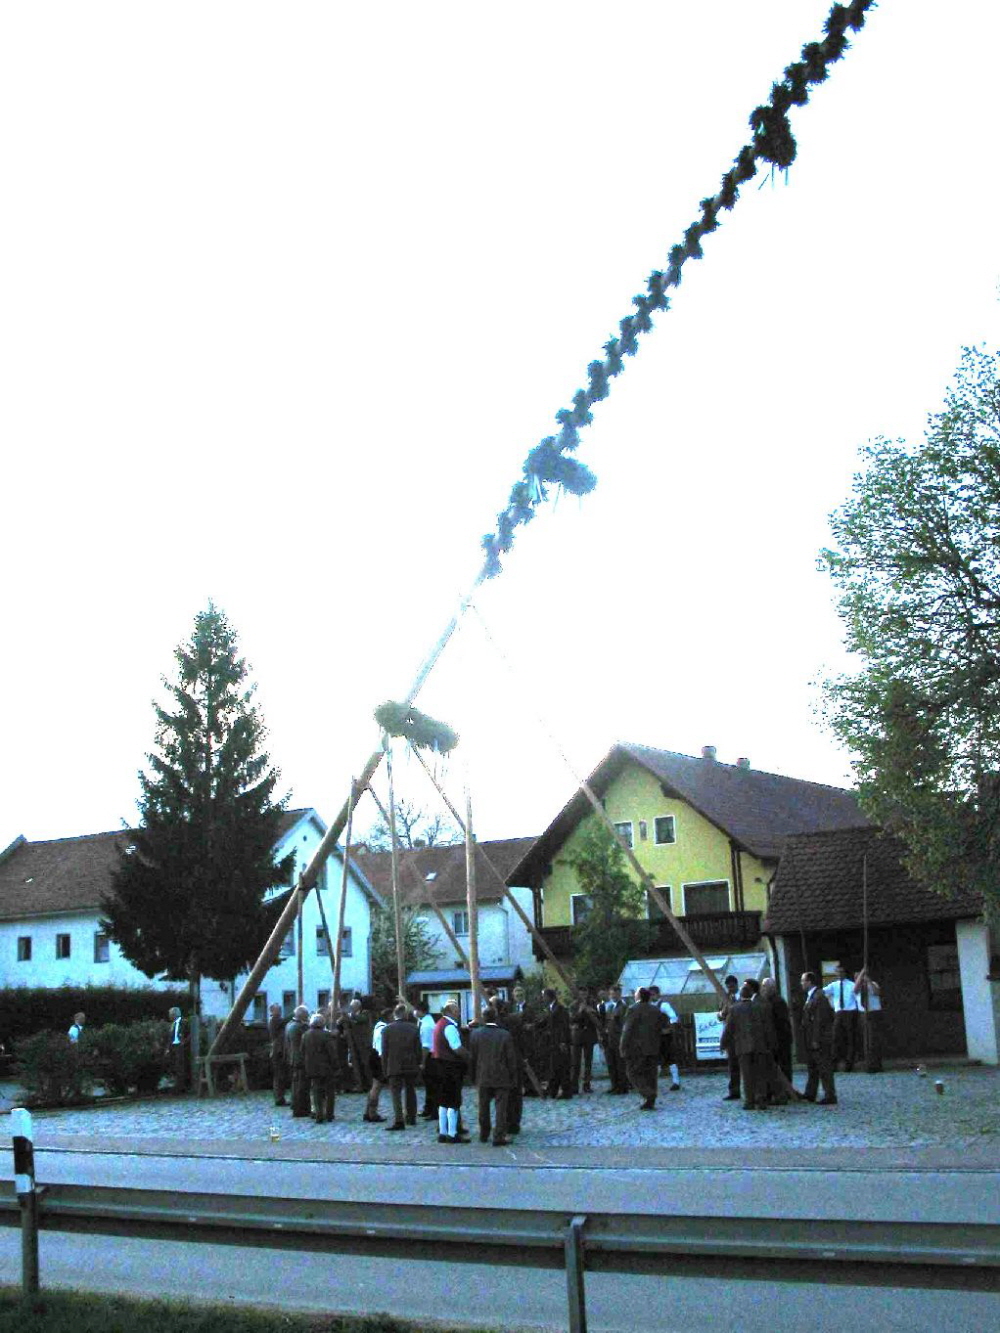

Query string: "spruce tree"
[[103, 604, 293, 1009]]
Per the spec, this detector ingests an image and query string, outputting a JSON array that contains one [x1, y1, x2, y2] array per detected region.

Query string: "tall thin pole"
[[386, 744, 407, 1001], [465, 781, 483, 1021], [861, 850, 870, 1067], [332, 781, 357, 1014], [296, 895, 304, 1007]]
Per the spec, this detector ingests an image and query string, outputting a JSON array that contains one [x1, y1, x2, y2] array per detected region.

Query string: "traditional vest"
[[432, 1015, 463, 1062]]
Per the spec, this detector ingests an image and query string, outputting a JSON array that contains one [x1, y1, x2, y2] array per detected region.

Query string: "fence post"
[[565, 1214, 588, 1333], [12, 1107, 40, 1295]]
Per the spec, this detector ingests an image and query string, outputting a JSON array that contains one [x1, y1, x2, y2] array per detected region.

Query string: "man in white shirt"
[[415, 1001, 438, 1119], [67, 1012, 85, 1043], [823, 963, 859, 1072], [648, 985, 681, 1091]]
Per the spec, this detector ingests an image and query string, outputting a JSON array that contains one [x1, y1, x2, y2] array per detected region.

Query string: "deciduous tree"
[[568, 823, 655, 989]]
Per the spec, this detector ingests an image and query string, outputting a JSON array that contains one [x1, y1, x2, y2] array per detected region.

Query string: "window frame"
[[653, 814, 676, 846], [571, 893, 594, 926], [278, 929, 296, 959], [681, 880, 731, 916], [93, 931, 110, 963], [17, 936, 32, 962], [251, 994, 267, 1023], [341, 926, 353, 958], [55, 933, 72, 960], [452, 909, 470, 937], [612, 821, 634, 850], [926, 943, 963, 1012], [316, 926, 329, 956], [646, 886, 672, 920]]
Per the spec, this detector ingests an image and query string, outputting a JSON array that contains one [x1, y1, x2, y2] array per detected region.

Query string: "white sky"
[[2, 1, 998, 851]]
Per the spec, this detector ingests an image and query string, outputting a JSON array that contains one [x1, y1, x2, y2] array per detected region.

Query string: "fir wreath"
[[374, 701, 460, 754], [479, 0, 876, 581]]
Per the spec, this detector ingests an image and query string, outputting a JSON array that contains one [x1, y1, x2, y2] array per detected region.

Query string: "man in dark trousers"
[[824, 962, 860, 1073], [721, 980, 774, 1110], [538, 987, 572, 1099], [620, 987, 663, 1109], [284, 1004, 311, 1117], [569, 987, 601, 1094], [381, 1002, 422, 1130], [759, 977, 793, 1083], [469, 1005, 519, 1145], [267, 1002, 288, 1107], [717, 974, 741, 1101], [800, 971, 837, 1105], [165, 1007, 188, 1092], [601, 985, 629, 1094], [301, 1012, 339, 1123], [495, 997, 524, 1134]]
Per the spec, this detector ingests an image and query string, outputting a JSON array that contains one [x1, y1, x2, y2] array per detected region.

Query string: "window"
[[613, 821, 634, 849], [571, 893, 593, 926], [341, 927, 353, 958], [654, 815, 676, 845], [316, 927, 329, 956], [251, 994, 267, 1023], [927, 944, 963, 1011], [452, 910, 470, 936], [282, 990, 297, 1017], [682, 881, 730, 916], [17, 936, 32, 962], [94, 932, 109, 963], [646, 887, 672, 920], [317, 990, 330, 1012], [638, 820, 648, 842], [55, 933, 71, 960], [279, 930, 295, 959]]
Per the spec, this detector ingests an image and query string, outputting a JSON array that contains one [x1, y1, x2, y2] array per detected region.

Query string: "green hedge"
[[14, 1031, 93, 1106], [0, 984, 188, 1047]]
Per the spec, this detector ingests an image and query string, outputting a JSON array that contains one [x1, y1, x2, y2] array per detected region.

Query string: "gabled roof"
[[508, 743, 869, 883], [0, 808, 324, 922], [354, 837, 538, 908], [763, 826, 984, 934]]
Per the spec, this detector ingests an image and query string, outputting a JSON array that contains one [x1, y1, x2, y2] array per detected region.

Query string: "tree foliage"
[[568, 823, 655, 989], [103, 605, 294, 1004], [821, 345, 1000, 921], [368, 900, 439, 1007]]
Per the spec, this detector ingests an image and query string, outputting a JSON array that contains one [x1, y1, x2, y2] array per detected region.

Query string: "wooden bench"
[[196, 1052, 250, 1097]]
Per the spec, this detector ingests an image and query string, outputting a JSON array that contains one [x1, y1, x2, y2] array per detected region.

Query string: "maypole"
[[210, 0, 878, 1057]]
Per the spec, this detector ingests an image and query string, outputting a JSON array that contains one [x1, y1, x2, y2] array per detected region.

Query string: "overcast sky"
[[2, 1, 998, 852]]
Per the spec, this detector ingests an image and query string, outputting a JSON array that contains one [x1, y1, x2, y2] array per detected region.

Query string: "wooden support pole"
[[407, 744, 576, 992], [385, 744, 407, 1001], [296, 893, 304, 1007], [209, 577, 483, 1057], [468, 603, 728, 1004], [331, 782, 357, 1014], [464, 783, 483, 1021]]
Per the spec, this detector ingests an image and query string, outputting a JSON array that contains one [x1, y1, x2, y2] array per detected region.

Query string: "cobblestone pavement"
[[14, 1065, 1000, 1153]]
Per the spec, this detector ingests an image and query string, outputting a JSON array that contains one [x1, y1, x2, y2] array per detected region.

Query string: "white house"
[[0, 808, 380, 1021], [354, 836, 538, 1022]]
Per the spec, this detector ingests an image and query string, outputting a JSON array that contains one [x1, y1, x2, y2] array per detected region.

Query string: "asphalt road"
[[3, 1146, 999, 1331]]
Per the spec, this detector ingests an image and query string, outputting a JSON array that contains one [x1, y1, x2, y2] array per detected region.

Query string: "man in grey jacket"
[[284, 1004, 311, 1118], [380, 1003, 422, 1130], [620, 988, 663, 1110]]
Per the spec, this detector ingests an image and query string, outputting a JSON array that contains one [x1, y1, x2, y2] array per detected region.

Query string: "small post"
[[565, 1214, 588, 1333], [12, 1108, 40, 1296]]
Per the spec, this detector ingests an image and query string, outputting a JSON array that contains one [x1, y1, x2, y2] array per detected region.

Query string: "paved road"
[[3, 1144, 999, 1331]]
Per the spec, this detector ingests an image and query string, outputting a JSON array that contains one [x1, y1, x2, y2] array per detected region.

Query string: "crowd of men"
[[265, 964, 884, 1136]]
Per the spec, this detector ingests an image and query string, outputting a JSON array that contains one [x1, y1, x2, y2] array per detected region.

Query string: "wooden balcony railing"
[[531, 911, 763, 961]]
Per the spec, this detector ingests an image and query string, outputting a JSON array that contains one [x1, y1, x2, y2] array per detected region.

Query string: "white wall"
[[0, 908, 163, 993], [414, 886, 536, 971], [956, 918, 999, 1066]]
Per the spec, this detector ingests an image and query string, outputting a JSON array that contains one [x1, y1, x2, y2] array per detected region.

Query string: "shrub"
[[0, 983, 188, 1048], [15, 1030, 92, 1107], [81, 1020, 170, 1096]]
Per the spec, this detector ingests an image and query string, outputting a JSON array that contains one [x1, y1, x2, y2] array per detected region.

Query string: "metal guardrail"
[[3, 1178, 999, 1330]]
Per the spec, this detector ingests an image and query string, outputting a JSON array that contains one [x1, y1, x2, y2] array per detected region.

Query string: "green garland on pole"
[[374, 701, 460, 754], [480, 0, 876, 580]]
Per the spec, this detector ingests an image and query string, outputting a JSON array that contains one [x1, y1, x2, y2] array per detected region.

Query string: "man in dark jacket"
[[469, 1006, 519, 1145], [601, 985, 630, 1094], [267, 1003, 288, 1107], [301, 1012, 339, 1123], [800, 971, 837, 1104], [380, 1003, 423, 1130], [284, 1004, 311, 1118], [538, 988, 572, 1099], [721, 981, 774, 1110], [569, 987, 601, 1094], [620, 987, 663, 1109], [495, 998, 525, 1134], [716, 974, 741, 1101], [759, 977, 793, 1083]]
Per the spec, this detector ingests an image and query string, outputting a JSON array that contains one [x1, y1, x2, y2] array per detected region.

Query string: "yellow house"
[[508, 742, 867, 1003]]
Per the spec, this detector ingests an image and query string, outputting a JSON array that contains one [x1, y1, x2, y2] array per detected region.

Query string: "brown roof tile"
[[353, 837, 538, 908], [763, 826, 984, 934]]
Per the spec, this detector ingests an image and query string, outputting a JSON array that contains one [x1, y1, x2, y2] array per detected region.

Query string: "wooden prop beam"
[[464, 784, 484, 1020], [209, 581, 482, 1058], [365, 785, 472, 975], [407, 744, 576, 992], [385, 745, 407, 1001], [331, 782, 357, 1014]]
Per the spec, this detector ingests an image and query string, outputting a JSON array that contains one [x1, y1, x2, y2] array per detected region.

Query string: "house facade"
[[354, 836, 538, 1023], [0, 808, 379, 1021], [508, 742, 869, 1013]]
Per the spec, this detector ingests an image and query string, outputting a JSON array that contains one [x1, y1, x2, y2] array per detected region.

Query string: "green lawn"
[[0, 1290, 502, 1333]]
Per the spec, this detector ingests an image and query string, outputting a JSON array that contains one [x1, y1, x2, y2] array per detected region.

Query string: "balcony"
[[531, 910, 763, 961]]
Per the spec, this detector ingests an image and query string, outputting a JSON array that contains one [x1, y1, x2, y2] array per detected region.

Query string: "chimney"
[[701, 745, 717, 761], [736, 757, 751, 771]]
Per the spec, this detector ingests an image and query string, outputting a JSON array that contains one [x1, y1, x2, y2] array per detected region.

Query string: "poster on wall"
[[693, 1010, 725, 1061]]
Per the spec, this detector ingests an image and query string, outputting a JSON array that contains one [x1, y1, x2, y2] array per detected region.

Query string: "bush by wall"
[[15, 1030, 93, 1106], [81, 1020, 170, 1096], [0, 983, 188, 1047]]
